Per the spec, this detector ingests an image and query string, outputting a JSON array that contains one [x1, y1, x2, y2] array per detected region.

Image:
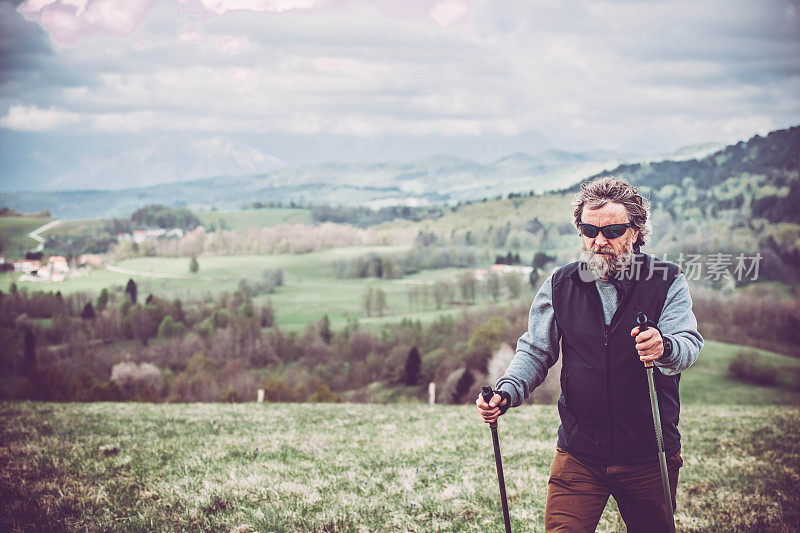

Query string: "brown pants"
[[544, 448, 682, 532]]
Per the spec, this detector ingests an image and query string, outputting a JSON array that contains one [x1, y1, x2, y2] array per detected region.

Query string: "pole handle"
[[635, 311, 649, 333], [481, 386, 498, 429], [481, 385, 494, 404], [635, 312, 655, 367]]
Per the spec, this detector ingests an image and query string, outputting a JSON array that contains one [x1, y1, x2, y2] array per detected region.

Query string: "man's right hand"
[[476, 392, 508, 425]]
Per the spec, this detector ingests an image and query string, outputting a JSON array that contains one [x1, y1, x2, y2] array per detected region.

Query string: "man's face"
[[579, 201, 638, 279]]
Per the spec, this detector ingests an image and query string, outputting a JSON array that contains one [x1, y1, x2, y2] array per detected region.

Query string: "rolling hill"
[[0, 144, 720, 220]]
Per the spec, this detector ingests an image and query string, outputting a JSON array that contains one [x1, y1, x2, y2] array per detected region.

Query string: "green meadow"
[[0, 216, 50, 259], [39, 218, 105, 237], [1, 204, 799, 530], [2, 340, 799, 531], [1, 394, 798, 531], [196, 207, 312, 232], [679, 340, 800, 405], [0, 246, 536, 330]]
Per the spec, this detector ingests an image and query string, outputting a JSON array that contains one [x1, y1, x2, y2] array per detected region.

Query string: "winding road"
[[28, 219, 62, 253]]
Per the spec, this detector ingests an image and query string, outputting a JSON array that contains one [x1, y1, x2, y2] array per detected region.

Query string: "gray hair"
[[571, 176, 651, 249]]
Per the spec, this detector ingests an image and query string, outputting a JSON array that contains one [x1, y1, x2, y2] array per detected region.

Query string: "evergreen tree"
[[404, 346, 421, 386], [530, 251, 556, 287], [532, 251, 556, 270], [81, 302, 95, 320], [125, 278, 138, 304], [453, 368, 474, 403]]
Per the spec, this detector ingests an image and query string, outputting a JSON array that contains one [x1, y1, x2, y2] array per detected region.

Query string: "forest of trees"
[[130, 204, 202, 230], [570, 126, 800, 198], [0, 281, 531, 404], [2, 275, 798, 405]]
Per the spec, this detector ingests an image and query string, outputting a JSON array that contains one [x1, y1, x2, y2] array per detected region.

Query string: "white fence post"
[[428, 382, 436, 405], [257, 388, 265, 403]]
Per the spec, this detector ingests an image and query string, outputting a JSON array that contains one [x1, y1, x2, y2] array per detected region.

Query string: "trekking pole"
[[481, 386, 512, 533], [635, 313, 676, 533]]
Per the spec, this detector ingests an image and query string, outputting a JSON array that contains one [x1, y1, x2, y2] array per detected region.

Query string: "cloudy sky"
[[1, 0, 798, 191]]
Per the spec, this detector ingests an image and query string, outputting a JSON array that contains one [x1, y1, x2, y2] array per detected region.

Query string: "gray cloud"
[[0, 0, 798, 190], [0, 0, 97, 111], [0, 1, 52, 85]]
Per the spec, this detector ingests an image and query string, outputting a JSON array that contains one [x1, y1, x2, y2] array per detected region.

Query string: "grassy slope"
[[399, 194, 572, 232], [0, 216, 51, 259], [40, 218, 105, 237], [196, 207, 312, 232], [1, 400, 797, 532], [681, 340, 800, 405], [33, 209, 312, 238], [1, 341, 798, 531]]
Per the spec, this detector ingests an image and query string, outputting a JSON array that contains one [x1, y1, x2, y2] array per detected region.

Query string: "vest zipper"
[[604, 326, 614, 464]]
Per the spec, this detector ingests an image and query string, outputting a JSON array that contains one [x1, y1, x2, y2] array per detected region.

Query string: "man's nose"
[[595, 232, 609, 246]]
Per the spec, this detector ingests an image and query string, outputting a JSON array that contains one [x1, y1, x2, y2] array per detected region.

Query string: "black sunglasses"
[[579, 223, 632, 240]]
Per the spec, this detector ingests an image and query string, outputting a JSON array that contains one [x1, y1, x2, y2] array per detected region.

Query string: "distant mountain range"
[[0, 142, 726, 220]]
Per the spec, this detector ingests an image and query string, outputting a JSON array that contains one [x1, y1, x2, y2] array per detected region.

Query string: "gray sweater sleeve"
[[654, 273, 704, 376], [495, 272, 561, 407]]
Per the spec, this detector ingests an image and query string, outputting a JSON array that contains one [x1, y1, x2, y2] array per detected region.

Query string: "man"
[[476, 176, 703, 532]]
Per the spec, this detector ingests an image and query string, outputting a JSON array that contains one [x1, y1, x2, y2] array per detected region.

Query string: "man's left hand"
[[630, 326, 663, 363]]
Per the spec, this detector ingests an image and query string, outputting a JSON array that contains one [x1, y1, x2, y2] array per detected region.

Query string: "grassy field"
[[680, 340, 800, 405], [39, 218, 105, 237], [388, 193, 573, 234], [0, 247, 536, 330], [31, 208, 312, 239], [1, 400, 798, 532], [0, 216, 51, 259], [197, 208, 312, 232], [1, 339, 799, 532]]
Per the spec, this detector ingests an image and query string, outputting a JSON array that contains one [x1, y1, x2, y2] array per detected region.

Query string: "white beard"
[[579, 239, 635, 280]]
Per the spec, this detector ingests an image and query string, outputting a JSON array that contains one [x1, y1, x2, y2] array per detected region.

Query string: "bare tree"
[[375, 288, 386, 317]]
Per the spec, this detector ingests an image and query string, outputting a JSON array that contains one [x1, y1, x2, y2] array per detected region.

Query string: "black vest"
[[552, 254, 681, 466]]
